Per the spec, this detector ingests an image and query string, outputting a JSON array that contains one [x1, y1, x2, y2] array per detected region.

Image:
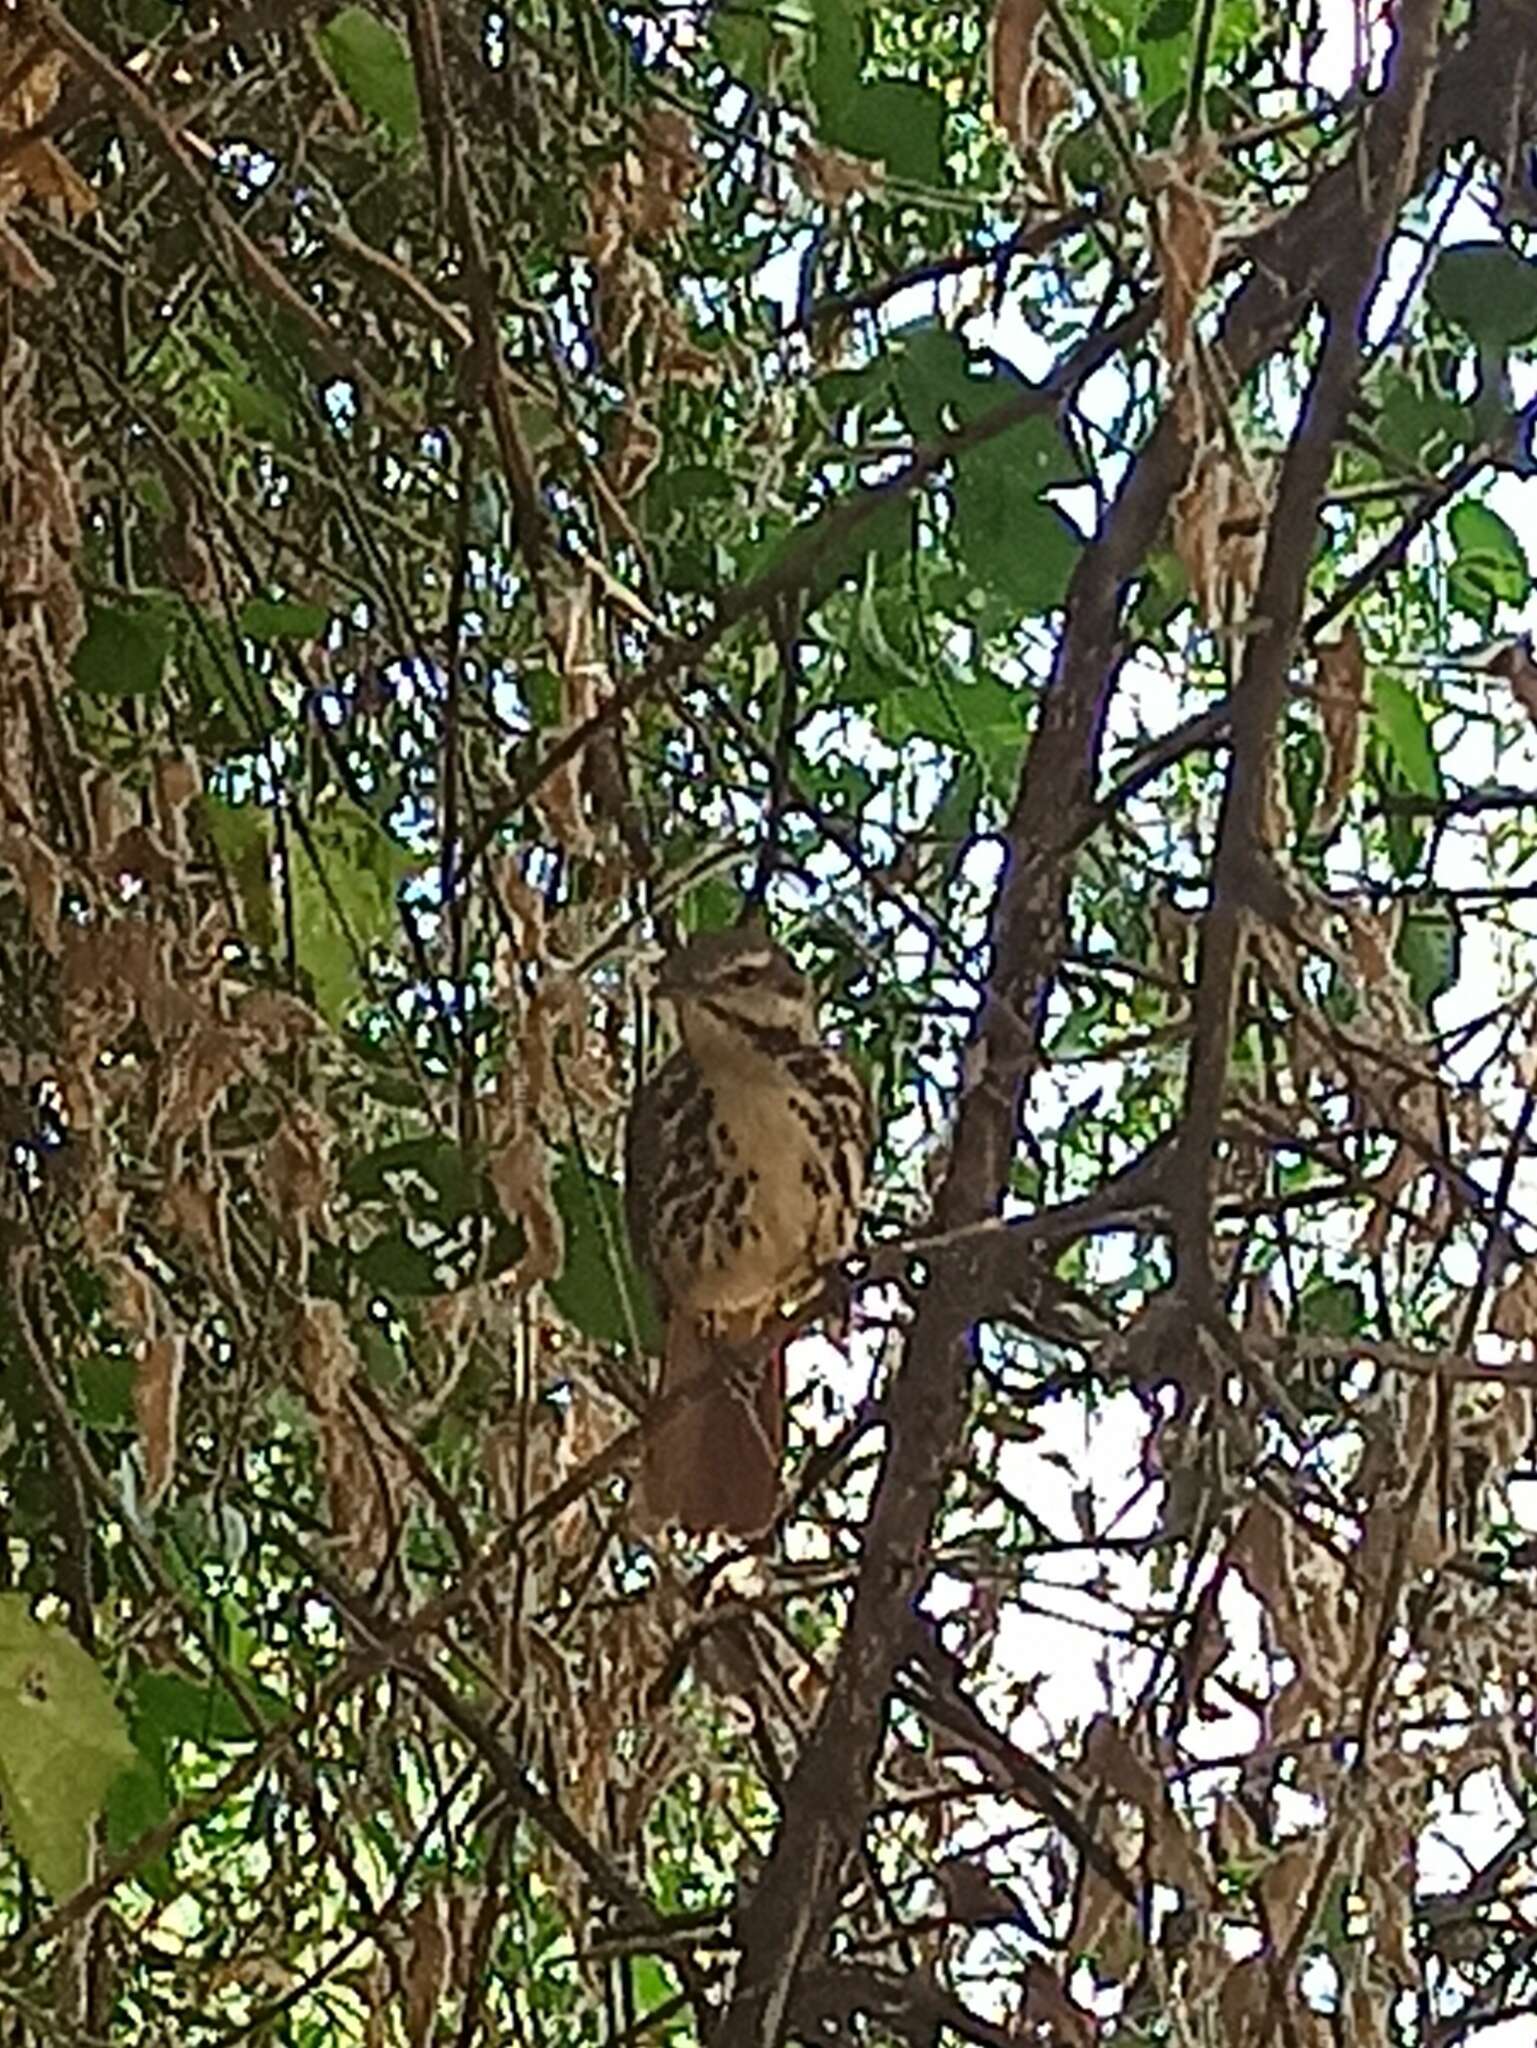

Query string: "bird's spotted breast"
[[632, 1040, 868, 1324]]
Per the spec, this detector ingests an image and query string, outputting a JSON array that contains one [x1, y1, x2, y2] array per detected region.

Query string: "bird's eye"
[[728, 964, 760, 984]]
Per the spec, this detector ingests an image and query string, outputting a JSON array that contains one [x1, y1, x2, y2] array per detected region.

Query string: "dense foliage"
[[3, 0, 1537, 2041]]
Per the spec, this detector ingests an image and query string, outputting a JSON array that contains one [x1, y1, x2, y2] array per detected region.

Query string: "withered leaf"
[[988, 0, 1048, 150], [1312, 622, 1367, 836], [1488, 634, 1537, 724], [1156, 162, 1218, 372], [135, 1334, 186, 1509]]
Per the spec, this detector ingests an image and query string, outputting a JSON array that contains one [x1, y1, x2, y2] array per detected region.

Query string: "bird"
[[624, 924, 872, 1536]]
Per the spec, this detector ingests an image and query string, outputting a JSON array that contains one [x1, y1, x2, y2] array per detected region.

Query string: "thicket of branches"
[[3, 0, 1537, 2041]]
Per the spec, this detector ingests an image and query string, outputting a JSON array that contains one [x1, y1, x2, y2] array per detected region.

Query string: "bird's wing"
[[623, 1045, 687, 1309]]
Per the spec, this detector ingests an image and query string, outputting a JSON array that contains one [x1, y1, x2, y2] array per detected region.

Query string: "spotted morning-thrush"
[[624, 926, 873, 1536]]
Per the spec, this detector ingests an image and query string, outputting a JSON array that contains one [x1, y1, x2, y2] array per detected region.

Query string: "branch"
[[1172, 0, 1448, 1307]]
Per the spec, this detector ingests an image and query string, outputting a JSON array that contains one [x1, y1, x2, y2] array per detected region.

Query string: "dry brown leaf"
[[488, 1129, 564, 1285], [988, 0, 1048, 149], [1218, 1956, 1269, 2046], [0, 219, 50, 292], [135, 1334, 186, 1508], [792, 142, 885, 210], [152, 749, 201, 849], [1082, 1716, 1206, 1897], [605, 406, 664, 499], [11, 138, 94, 218], [403, 1891, 453, 2048], [656, 312, 720, 390], [0, 822, 61, 953], [295, 1298, 356, 1410], [1243, 1267, 1284, 1343], [938, 1855, 1018, 1925], [1487, 634, 1537, 724], [1149, 893, 1191, 990], [1070, 1847, 1141, 1979], [1024, 60, 1073, 141], [238, 987, 322, 1051], [1344, 897, 1403, 991], [160, 1171, 229, 1276], [1491, 1264, 1537, 1343], [295, 1299, 411, 1574], [106, 1255, 156, 1342], [1312, 623, 1367, 837], [152, 1021, 250, 1146], [1344, 1979, 1390, 2046], [262, 1101, 338, 1238], [1258, 1832, 1326, 1949], [0, 31, 65, 132], [1154, 158, 1218, 372], [1172, 444, 1265, 627]]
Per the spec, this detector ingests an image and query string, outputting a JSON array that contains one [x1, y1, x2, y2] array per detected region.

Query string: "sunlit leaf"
[[290, 801, 415, 1021], [317, 5, 421, 147], [1370, 674, 1440, 798], [0, 1597, 134, 1897], [1448, 499, 1531, 627]]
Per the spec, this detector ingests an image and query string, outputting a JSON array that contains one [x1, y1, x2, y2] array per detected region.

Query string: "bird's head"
[[654, 926, 818, 1050]]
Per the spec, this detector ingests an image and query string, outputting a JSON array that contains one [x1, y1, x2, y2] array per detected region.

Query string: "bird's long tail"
[[636, 1314, 784, 1536]]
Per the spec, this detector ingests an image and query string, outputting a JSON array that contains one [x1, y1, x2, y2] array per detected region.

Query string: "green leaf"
[[103, 1753, 173, 1896], [355, 1230, 443, 1297], [647, 464, 733, 518], [927, 759, 981, 847], [0, 1596, 135, 1897], [1428, 242, 1537, 351], [830, 79, 946, 186], [712, 0, 813, 90], [890, 324, 1025, 441], [1049, 991, 1111, 1059], [1448, 499, 1531, 627], [202, 797, 275, 949], [1374, 371, 1468, 472], [1370, 675, 1440, 798], [808, 0, 865, 123], [345, 1137, 485, 1225], [1397, 906, 1460, 1011], [549, 1154, 662, 1352], [239, 598, 328, 644], [204, 371, 291, 441], [951, 416, 1080, 617], [855, 577, 925, 686], [291, 801, 414, 1021], [680, 873, 744, 935], [1139, 0, 1196, 104], [317, 4, 421, 147], [135, 1670, 258, 1744], [77, 1355, 136, 1429], [873, 674, 1028, 799], [1298, 1278, 1364, 1338], [892, 322, 970, 440], [760, 488, 914, 610], [73, 594, 175, 698]]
